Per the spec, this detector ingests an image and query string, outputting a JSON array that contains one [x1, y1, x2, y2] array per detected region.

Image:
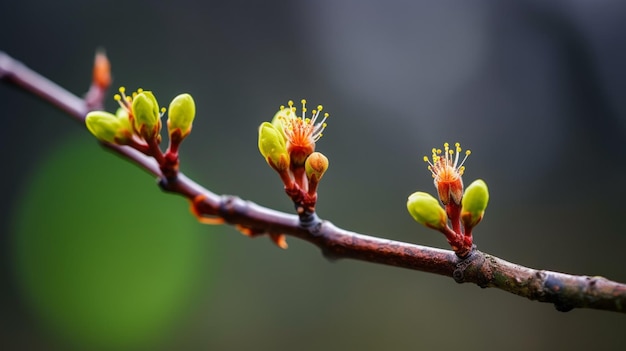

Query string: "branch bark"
[[2, 51, 625, 314]]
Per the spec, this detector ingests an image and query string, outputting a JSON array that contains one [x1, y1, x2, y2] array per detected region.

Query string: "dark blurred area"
[[2, 0, 626, 350]]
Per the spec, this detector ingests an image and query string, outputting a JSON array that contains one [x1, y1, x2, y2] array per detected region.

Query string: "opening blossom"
[[424, 142, 471, 205], [257, 99, 331, 247], [409, 141, 488, 258], [277, 99, 329, 167]]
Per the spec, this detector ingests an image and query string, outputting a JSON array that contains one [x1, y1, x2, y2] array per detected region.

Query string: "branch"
[[2, 50, 625, 314]]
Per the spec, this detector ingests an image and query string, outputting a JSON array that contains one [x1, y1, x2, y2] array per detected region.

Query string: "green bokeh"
[[11, 136, 214, 349]]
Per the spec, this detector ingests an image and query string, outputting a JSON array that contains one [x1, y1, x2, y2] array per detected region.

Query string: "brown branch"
[[2, 50, 625, 314]]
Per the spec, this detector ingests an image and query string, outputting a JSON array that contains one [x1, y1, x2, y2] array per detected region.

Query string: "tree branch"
[[2, 51, 625, 314]]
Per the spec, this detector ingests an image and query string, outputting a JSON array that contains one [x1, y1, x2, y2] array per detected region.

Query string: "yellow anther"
[[137, 88, 144, 93], [288, 100, 294, 108], [426, 142, 471, 181], [114, 94, 121, 101], [160, 107, 166, 114], [119, 87, 126, 94], [324, 113, 329, 118], [301, 99, 307, 105], [317, 105, 323, 111]]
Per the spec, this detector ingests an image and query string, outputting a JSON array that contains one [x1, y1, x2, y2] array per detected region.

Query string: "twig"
[[2, 50, 625, 314]]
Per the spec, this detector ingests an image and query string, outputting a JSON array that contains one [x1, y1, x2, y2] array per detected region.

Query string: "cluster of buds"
[[258, 99, 330, 219], [85, 87, 196, 179], [406, 142, 489, 258]]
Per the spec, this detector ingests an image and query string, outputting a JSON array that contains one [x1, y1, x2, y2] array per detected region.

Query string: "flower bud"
[[305, 152, 329, 183], [167, 93, 196, 138], [407, 192, 448, 230], [258, 122, 289, 172], [461, 179, 489, 228], [92, 49, 111, 89], [85, 111, 132, 144], [131, 91, 161, 140]]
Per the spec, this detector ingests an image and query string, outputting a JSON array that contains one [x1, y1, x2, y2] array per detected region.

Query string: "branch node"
[[298, 211, 321, 231], [453, 247, 485, 285], [158, 176, 175, 193], [220, 194, 245, 220], [544, 273, 575, 312]]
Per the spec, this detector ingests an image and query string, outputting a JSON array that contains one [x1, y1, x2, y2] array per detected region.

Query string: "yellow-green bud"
[[305, 152, 329, 183], [114, 107, 133, 132], [258, 122, 289, 172], [407, 192, 448, 230], [167, 93, 196, 137], [85, 111, 131, 144], [270, 105, 294, 139], [115, 107, 129, 119], [461, 179, 489, 228], [131, 91, 161, 140]]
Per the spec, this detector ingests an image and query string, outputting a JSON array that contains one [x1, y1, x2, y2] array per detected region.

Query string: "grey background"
[[2, 0, 626, 350]]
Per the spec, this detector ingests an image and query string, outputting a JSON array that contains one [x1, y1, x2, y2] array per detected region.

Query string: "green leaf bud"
[[461, 179, 489, 228], [131, 91, 161, 140], [407, 192, 448, 230], [167, 93, 196, 138], [85, 111, 131, 144], [114, 107, 133, 132], [270, 104, 294, 139], [115, 107, 129, 119], [305, 152, 329, 183], [258, 122, 289, 172]]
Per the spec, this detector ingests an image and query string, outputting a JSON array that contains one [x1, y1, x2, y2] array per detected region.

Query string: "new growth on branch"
[[3, 50, 626, 314]]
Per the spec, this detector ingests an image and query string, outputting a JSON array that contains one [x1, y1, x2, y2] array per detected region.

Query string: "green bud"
[[258, 122, 289, 172], [461, 179, 489, 228], [115, 107, 128, 119], [114, 107, 133, 132], [167, 93, 196, 137], [85, 111, 131, 144], [131, 91, 161, 140], [407, 192, 448, 230], [305, 152, 329, 183], [270, 104, 296, 139]]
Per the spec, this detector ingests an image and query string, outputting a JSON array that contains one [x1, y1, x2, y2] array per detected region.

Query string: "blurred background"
[[2, 0, 626, 350]]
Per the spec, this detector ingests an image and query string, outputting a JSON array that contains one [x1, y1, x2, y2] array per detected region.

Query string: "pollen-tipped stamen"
[[279, 99, 330, 146], [114, 86, 131, 112], [424, 142, 471, 179]]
